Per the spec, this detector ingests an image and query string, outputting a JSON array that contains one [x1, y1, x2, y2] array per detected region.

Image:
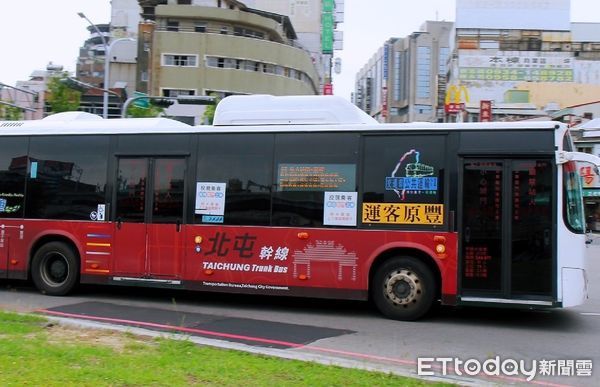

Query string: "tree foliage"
[[201, 93, 221, 125], [46, 72, 81, 113], [126, 104, 165, 118], [0, 103, 23, 120]]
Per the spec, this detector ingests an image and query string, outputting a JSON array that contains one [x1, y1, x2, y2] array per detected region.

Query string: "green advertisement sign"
[[322, 0, 334, 12], [321, 12, 334, 54], [459, 67, 574, 82]]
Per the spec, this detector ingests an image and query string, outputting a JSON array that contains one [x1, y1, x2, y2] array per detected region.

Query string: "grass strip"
[[0, 310, 447, 386]]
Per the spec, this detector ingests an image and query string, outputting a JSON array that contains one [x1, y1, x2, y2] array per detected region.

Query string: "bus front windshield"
[[564, 160, 585, 233]]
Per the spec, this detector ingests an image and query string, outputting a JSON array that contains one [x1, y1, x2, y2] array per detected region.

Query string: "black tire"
[[371, 256, 436, 321], [31, 242, 79, 296]]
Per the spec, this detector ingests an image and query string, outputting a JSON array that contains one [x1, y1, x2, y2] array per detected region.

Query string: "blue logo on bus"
[[386, 149, 438, 201]]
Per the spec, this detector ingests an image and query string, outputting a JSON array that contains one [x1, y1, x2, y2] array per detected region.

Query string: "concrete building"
[[354, 21, 452, 123], [354, 0, 600, 124], [551, 100, 600, 125], [1, 79, 42, 121], [0, 63, 67, 121], [76, 0, 139, 99], [137, 0, 320, 104], [243, 0, 345, 95], [446, 0, 600, 122]]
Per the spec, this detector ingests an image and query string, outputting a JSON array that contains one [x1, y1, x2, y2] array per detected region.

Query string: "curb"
[[44, 315, 483, 386]]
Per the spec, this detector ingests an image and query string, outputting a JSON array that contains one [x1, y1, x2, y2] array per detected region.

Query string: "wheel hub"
[[384, 269, 422, 306], [42, 254, 69, 285], [49, 259, 67, 281]]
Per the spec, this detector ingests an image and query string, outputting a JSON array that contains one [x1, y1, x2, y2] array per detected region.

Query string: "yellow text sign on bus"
[[362, 203, 444, 225]]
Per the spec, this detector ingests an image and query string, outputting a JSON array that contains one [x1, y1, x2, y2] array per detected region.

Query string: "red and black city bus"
[[1, 95, 598, 320]]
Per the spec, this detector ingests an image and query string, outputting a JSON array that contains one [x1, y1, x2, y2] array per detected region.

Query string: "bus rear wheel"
[[372, 256, 436, 321], [31, 242, 79, 296]]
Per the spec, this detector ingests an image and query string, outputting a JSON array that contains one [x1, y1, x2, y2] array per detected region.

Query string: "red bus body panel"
[[0, 219, 458, 303]]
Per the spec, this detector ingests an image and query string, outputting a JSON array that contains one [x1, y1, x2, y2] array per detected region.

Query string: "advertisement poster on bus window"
[[195, 182, 226, 219], [277, 163, 355, 191], [323, 191, 357, 226]]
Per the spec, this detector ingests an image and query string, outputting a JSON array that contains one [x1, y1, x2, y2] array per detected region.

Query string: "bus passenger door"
[[460, 160, 504, 295], [146, 158, 186, 278], [114, 158, 148, 276], [459, 159, 554, 300], [113, 157, 185, 279]]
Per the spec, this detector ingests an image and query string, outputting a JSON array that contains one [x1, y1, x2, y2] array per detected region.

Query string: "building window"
[[204, 56, 314, 89], [195, 22, 207, 33], [417, 46, 431, 99], [167, 20, 179, 32], [215, 58, 236, 69], [243, 60, 256, 71], [234, 27, 265, 39], [162, 89, 195, 97], [393, 50, 408, 102], [414, 104, 433, 115], [263, 64, 275, 74], [438, 47, 449, 75], [390, 106, 408, 117], [163, 54, 198, 67]]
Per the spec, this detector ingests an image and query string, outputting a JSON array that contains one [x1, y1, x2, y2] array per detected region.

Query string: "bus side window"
[[272, 133, 359, 227], [196, 133, 273, 226], [25, 136, 109, 221], [0, 137, 28, 219], [362, 135, 446, 228]]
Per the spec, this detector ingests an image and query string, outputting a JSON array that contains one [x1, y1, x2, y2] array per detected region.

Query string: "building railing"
[[154, 25, 304, 48]]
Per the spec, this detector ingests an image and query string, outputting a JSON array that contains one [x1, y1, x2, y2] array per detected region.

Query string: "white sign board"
[[195, 182, 226, 215], [323, 191, 357, 226]]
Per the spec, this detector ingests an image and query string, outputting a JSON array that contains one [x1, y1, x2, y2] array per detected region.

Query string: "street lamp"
[[78, 12, 110, 118]]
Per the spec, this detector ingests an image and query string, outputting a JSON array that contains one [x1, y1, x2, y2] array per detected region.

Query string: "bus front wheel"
[[31, 242, 79, 296], [372, 256, 436, 321]]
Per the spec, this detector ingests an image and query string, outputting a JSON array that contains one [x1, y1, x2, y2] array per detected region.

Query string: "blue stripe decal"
[[86, 234, 112, 239]]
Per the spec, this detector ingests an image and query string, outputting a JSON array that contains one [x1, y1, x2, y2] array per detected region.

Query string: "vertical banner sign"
[[381, 44, 389, 119], [321, 0, 334, 54], [480, 100, 492, 122], [383, 43, 389, 81]]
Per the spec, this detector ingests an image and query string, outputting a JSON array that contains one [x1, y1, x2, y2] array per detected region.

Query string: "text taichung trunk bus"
[[1, 95, 599, 320]]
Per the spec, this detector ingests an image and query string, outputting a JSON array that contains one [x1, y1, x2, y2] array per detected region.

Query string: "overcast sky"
[[1, 0, 599, 101]]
